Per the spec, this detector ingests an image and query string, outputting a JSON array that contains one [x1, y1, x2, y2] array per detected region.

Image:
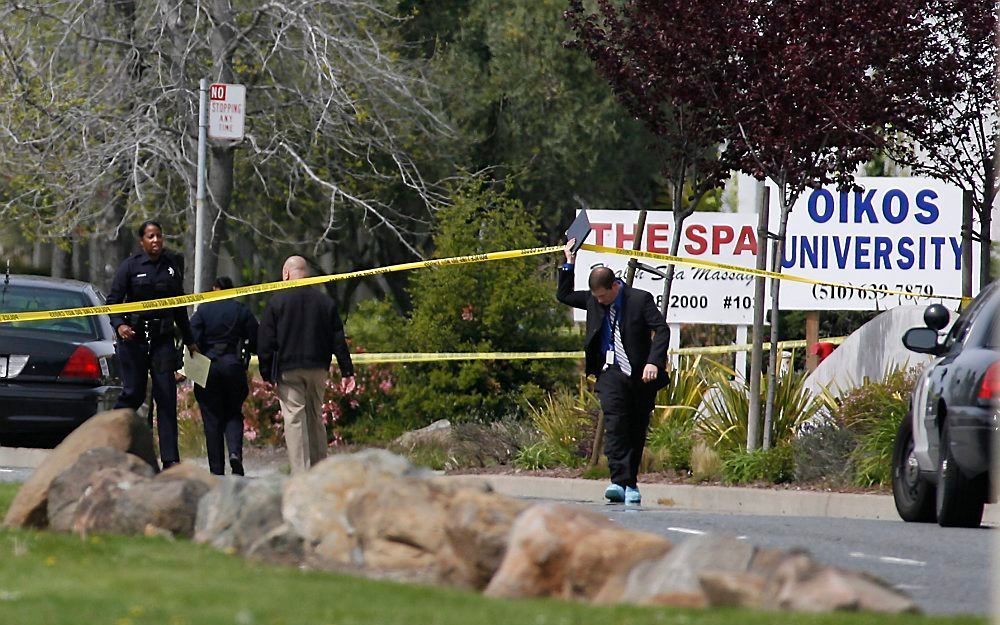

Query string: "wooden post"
[[747, 187, 770, 451], [805, 311, 820, 372], [962, 190, 973, 298]]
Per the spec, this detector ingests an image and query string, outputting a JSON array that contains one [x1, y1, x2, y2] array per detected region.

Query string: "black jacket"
[[557, 265, 670, 382], [190, 299, 259, 366], [257, 286, 354, 382], [106, 250, 194, 345]]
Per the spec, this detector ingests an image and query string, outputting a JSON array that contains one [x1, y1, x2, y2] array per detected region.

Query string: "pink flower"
[[461, 304, 475, 321]]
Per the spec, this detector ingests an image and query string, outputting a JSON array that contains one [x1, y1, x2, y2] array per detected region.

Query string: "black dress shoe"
[[229, 456, 245, 476]]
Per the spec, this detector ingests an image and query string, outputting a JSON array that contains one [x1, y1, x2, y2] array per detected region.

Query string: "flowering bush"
[[176, 348, 397, 450]]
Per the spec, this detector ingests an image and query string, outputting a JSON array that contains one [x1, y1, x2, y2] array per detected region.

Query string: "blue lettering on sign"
[[833, 237, 850, 269], [949, 238, 962, 270], [882, 189, 908, 224], [854, 190, 878, 223], [874, 237, 892, 269], [915, 189, 939, 224], [808, 189, 835, 223], [855, 236, 871, 269], [898, 237, 915, 269]]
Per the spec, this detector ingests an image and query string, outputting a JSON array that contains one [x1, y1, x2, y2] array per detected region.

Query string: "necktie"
[[608, 304, 631, 376]]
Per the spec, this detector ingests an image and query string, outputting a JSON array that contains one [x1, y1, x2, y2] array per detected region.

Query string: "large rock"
[[763, 552, 919, 613], [72, 467, 214, 538], [245, 523, 306, 566], [597, 537, 919, 614], [3, 409, 157, 528], [606, 535, 755, 606], [392, 419, 452, 450], [484, 504, 672, 601], [195, 477, 286, 554], [47, 447, 155, 532], [282, 449, 425, 562], [343, 477, 528, 588], [158, 462, 220, 492]]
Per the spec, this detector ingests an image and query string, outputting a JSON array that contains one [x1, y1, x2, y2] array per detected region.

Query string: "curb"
[[0, 447, 51, 469], [464, 474, 1000, 524]]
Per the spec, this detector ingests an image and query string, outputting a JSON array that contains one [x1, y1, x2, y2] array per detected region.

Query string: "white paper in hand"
[[184, 351, 212, 388]]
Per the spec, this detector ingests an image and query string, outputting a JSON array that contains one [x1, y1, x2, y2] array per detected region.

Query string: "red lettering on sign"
[[616, 223, 636, 248], [711, 225, 734, 254], [684, 224, 707, 255], [733, 225, 757, 255], [591, 223, 612, 246], [647, 224, 669, 253]]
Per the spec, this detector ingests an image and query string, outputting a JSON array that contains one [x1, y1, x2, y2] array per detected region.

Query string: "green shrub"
[[345, 180, 576, 431], [514, 386, 597, 469], [836, 367, 920, 487], [792, 419, 858, 486], [690, 441, 723, 482], [646, 357, 706, 472], [698, 359, 833, 454], [722, 445, 794, 485]]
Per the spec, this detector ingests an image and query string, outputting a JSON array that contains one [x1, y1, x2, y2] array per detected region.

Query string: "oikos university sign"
[[573, 178, 975, 325]]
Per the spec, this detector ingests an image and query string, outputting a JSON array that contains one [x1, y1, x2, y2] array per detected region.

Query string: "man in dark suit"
[[557, 239, 670, 505]]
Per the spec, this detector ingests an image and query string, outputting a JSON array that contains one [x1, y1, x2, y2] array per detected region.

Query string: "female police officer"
[[106, 220, 198, 469], [190, 276, 258, 476]]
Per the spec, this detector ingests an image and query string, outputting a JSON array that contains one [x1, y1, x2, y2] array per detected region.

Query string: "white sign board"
[[573, 210, 757, 324], [753, 177, 978, 311], [208, 83, 246, 141]]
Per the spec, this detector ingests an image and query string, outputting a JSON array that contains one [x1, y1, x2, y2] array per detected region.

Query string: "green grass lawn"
[[0, 482, 987, 625]]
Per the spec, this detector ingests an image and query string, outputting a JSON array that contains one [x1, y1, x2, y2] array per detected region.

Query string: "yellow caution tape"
[[0, 237, 963, 325], [582, 244, 965, 301], [0, 245, 562, 323], [247, 337, 847, 366]]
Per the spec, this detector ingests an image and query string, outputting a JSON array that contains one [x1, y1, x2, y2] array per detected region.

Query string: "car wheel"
[[936, 419, 986, 528], [892, 415, 936, 522]]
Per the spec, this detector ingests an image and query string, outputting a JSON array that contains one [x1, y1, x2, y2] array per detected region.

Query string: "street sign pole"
[[194, 78, 209, 296]]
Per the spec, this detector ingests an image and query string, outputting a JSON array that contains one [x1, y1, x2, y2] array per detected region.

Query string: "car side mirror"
[[903, 327, 943, 355]]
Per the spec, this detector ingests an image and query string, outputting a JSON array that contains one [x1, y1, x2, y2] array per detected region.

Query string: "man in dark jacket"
[[557, 239, 670, 505], [190, 276, 259, 476], [258, 256, 355, 473]]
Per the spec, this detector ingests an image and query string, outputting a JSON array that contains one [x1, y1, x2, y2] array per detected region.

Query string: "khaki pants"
[[277, 368, 329, 474]]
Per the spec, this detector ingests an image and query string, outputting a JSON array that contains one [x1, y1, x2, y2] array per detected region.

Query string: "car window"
[[946, 282, 999, 349], [0, 285, 99, 340]]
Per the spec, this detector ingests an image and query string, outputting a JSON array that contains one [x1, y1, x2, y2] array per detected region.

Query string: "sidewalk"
[[461, 474, 1000, 524]]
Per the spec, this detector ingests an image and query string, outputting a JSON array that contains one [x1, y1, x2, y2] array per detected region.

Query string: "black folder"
[[565, 210, 591, 254]]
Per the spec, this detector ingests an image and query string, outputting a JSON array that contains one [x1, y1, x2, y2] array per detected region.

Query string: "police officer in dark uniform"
[[190, 276, 259, 476], [106, 220, 199, 469]]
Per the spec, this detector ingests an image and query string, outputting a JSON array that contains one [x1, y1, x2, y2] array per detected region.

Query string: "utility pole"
[[193, 78, 209, 296]]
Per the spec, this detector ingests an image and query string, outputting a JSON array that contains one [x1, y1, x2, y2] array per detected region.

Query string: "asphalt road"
[[590, 503, 994, 616]]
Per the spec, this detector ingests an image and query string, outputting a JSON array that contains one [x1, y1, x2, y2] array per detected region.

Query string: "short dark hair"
[[214, 276, 234, 290], [137, 220, 162, 238], [588, 266, 616, 291]]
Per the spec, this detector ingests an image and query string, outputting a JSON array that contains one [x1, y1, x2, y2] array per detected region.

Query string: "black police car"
[[0, 275, 121, 446], [892, 281, 999, 527]]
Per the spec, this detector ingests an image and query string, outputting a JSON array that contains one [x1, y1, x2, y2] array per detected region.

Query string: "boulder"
[[392, 419, 452, 450], [195, 477, 285, 554], [47, 448, 155, 532], [72, 466, 214, 538], [341, 477, 527, 588], [3, 409, 157, 528], [245, 523, 306, 566], [158, 462, 220, 492], [282, 449, 425, 563], [764, 553, 919, 614], [485, 504, 672, 601], [607, 535, 755, 605]]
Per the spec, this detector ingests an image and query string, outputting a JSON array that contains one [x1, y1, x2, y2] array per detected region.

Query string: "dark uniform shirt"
[[191, 300, 259, 363], [106, 250, 194, 345]]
